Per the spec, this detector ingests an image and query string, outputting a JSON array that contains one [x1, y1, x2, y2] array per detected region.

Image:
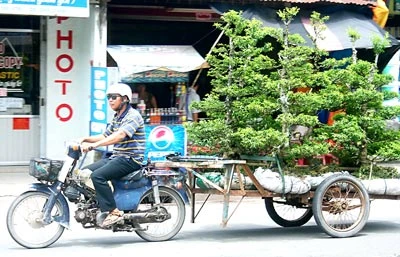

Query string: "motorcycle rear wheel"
[[135, 186, 186, 242], [6, 191, 65, 249]]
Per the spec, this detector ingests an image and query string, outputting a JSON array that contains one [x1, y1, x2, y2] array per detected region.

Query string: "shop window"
[[0, 31, 40, 115]]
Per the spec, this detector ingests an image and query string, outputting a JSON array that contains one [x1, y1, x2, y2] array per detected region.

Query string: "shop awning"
[[210, 4, 400, 72], [107, 45, 209, 83]]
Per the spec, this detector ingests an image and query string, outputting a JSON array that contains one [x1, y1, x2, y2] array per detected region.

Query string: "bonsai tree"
[[314, 29, 400, 177], [186, 10, 283, 158], [187, 8, 330, 161], [186, 7, 400, 175]]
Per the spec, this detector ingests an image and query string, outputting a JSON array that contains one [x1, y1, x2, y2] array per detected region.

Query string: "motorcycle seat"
[[119, 168, 145, 181]]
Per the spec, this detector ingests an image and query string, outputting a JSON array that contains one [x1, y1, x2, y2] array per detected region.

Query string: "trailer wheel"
[[265, 197, 313, 227], [312, 173, 370, 238]]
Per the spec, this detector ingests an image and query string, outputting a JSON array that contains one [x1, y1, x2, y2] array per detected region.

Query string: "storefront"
[[0, 1, 214, 165], [104, 45, 209, 162], [0, 28, 41, 164], [0, 0, 103, 164], [3, 0, 397, 165]]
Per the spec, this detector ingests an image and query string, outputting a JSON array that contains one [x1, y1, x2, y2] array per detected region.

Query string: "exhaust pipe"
[[123, 211, 171, 223]]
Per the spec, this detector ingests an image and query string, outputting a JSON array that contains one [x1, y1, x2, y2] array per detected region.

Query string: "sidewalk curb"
[[0, 166, 28, 173]]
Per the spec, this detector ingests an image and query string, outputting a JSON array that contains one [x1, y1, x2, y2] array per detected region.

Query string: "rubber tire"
[[135, 186, 186, 242], [312, 174, 370, 238], [265, 198, 313, 227], [6, 191, 65, 248]]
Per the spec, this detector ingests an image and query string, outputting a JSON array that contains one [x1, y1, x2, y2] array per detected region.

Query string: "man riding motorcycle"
[[79, 83, 145, 227]]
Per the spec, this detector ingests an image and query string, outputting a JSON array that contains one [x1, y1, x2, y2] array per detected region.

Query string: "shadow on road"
[[15, 220, 399, 249]]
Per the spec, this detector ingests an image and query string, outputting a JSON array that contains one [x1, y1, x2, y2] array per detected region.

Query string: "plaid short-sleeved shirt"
[[104, 105, 145, 164]]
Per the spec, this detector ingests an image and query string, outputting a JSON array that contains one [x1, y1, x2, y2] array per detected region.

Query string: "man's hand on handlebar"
[[81, 142, 95, 153]]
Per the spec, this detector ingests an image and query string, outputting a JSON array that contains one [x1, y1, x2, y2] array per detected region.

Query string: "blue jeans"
[[84, 156, 141, 212]]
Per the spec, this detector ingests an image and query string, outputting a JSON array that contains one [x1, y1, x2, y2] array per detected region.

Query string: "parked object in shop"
[[6, 143, 188, 249]]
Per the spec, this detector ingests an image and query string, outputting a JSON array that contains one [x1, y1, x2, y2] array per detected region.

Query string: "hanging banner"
[[90, 67, 108, 136], [0, 0, 89, 17], [123, 70, 189, 83], [90, 67, 119, 137], [107, 45, 209, 82]]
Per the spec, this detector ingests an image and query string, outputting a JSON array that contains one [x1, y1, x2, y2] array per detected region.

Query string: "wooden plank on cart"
[[154, 159, 274, 227], [154, 160, 246, 169]]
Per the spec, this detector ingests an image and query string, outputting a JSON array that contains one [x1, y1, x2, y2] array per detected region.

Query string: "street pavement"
[[0, 166, 36, 197], [2, 166, 400, 257]]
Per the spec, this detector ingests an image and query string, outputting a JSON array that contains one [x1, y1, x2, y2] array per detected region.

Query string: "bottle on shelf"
[[150, 108, 156, 125], [144, 109, 150, 124], [160, 108, 164, 124], [173, 108, 177, 124], [137, 100, 146, 116], [163, 108, 168, 124], [155, 108, 161, 124]]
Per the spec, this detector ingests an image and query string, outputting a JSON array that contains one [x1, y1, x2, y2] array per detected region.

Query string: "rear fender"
[[24, 183, 70, 229]]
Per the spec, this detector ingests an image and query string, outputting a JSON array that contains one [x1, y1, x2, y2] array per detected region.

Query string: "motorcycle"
[[6, 144, 188, 249]]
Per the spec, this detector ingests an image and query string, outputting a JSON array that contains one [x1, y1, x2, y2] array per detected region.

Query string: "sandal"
[[102, 210, 123, 227]]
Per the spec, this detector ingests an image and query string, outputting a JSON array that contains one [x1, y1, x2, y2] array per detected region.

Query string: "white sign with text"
[[45, 16, 92, 159], [0, 0, 89, 17]]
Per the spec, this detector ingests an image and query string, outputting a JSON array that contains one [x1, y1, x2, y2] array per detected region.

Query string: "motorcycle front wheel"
[[6, 191, 65, 249], [135, 186, 186, 242]]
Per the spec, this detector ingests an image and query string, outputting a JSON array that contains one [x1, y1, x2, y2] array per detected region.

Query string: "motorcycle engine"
[[74, 209, 87, 223], [64, 185, 80, 202], [74, 205, 98, 225]]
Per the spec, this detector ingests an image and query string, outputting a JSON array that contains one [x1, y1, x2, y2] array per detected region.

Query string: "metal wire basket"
[[29, 158, 64, 182]]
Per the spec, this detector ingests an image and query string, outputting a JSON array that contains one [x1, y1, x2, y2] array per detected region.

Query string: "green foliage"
[[186, 7, 400, 172], [284, 141, 330, 160], [356, 165, 400, 179], [186, 119, 233, 157], [231, 127, 285, 156]]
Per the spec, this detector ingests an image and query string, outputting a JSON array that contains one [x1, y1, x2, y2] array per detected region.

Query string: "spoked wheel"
[[135, 186, 186, 242], [6, 192, 65, 249], [312, 174, 370, 238], [265, 197, 313, 227]]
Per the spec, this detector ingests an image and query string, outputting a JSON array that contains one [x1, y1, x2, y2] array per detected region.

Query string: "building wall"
[[0, 17, 41, 165]]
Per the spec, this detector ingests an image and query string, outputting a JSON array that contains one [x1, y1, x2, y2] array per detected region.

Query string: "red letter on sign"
[[56, 103, 73, 122], [56, 54, 73, 73], [54, 79, 72, 95], [57, 17, 69, 24], [57, 30, 73, 49]]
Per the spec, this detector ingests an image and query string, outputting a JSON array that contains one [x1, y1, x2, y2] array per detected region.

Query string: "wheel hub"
[[329, 200, 349, 214], [26, 211, 45, 229], [153, 207, 170, 222]]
